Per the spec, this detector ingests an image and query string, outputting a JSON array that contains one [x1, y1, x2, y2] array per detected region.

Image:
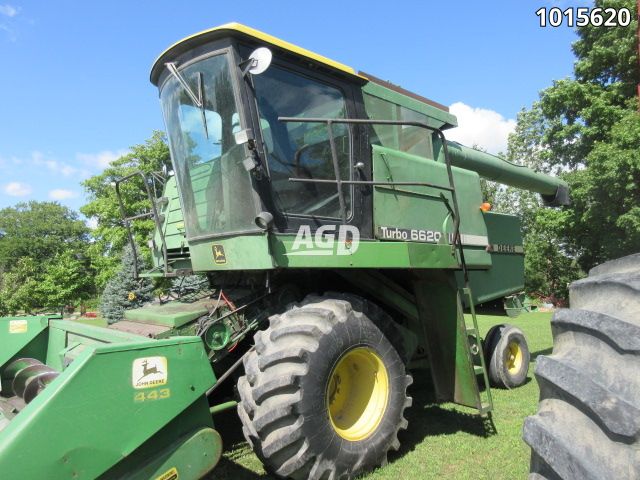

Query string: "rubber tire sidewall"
[[488, 324, 530, 388], [296, 308, 406, 473]]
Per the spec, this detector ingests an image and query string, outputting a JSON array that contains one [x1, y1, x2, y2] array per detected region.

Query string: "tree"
[[506, 0, 638, 284], [100, 244, 153, 324], [0, 201, 89, 271], [0, 257, 44, 315], [37, 252, 95, 313], [0, 202, 93, 314], [81, 131, 171, 288], [563, 110, 640, 267]]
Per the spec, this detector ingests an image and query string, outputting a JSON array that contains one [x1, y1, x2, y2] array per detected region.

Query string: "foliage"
[[37, 252, 95, 313], [0, 202, 93, 315], [0, 201, 89, 270], [0, 257, 43, 315], [537, 0, 638, 170], [523, 209, 582, 301], [562, 110, 640, 268], [81, 131, 171, 288], [100, 244, 153, 324], [497, 0, 638, 298]]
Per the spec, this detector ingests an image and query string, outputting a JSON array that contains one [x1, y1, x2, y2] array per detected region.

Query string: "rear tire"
[[484, 324, 530, 388], [523, 253, 640, 479], [237, 293, 412, 479]]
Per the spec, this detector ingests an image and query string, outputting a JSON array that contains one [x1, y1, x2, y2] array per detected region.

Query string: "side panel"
[[458, 212, 525, 304], [188, 234, 273, 271], [0, 316, 50, 369], [0, 334, 216, 479], [411, 271, 482, 408], [372, 146, 489, 248]]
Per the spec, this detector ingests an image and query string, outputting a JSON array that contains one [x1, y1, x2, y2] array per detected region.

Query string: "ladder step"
[[473, 365, 485, 375]]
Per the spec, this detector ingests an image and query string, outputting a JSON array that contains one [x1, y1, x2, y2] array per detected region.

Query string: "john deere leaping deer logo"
[[132, 356, 168, 389], [212, 244, 227, 264]]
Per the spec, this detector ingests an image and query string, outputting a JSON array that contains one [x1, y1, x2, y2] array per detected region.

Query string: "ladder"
[[462, 287, 494, 414]]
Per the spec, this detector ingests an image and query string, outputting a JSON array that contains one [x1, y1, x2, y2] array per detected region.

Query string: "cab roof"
[[150, 22, 362, 85], [150, 23, 455, 127]]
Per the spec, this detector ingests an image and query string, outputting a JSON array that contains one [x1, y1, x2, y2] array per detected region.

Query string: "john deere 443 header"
[[0, 24, 569, 479]]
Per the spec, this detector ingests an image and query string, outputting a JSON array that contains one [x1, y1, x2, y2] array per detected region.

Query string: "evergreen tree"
[[100, 244, 153, 324]]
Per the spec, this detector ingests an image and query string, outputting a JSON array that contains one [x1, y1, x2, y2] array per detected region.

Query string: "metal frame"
[[278, 116, 470, 282], [114, 171, 170, 277]]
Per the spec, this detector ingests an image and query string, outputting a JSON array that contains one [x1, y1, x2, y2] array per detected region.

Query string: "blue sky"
[[0, 1, 582, 217]]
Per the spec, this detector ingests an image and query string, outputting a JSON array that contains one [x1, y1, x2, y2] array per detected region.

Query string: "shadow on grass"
[[531, 347, 553, 360], [389, 378, 497, 463], [208, 378, 498, 478], [209, 409, 274, 479], [213, 457, 270, 480]]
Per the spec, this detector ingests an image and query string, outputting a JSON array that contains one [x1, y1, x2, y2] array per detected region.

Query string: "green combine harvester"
[[0, 24, 570, 479]]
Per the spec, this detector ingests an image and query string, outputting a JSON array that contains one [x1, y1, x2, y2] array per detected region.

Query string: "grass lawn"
[[73, 316, 108, 328], [210, 311, 553, 480]]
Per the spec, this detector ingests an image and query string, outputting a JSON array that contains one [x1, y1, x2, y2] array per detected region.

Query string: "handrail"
[[113, 171, 169, 278]]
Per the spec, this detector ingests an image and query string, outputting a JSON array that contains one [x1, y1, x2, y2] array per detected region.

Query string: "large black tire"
[[523, 253, 640, 479], [237, 293, 412, 479]]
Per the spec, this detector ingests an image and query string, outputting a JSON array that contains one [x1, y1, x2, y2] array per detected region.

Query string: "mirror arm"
[[239, 58, 257, 77]]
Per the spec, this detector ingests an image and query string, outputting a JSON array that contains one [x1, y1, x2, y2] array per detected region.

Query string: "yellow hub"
[[326, 347, 389, 441], [506, 341, 523, 374]]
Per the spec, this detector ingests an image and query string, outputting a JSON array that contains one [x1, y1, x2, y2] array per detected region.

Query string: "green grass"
[[73, 316, 108, 328], [209, 312, 553, 480]]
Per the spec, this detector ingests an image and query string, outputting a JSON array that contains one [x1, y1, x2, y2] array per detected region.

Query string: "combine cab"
[[0, 23, 569, 479]]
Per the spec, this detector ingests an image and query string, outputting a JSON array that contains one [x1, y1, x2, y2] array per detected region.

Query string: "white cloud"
[[446, 102, 516, 155], [3, 181, 31, 196], [31, 151, 79, 177], [77, 149, 128, 169], [0, 4, 18, 17], [86, 217, 98, 229], [49, 189, 78, 200]]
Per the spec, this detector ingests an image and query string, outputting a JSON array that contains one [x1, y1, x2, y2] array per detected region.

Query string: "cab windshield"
[[160, 53, 258, 239]]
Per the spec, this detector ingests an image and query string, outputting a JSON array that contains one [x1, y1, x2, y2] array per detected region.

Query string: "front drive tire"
[[237, 293, 412, 480]]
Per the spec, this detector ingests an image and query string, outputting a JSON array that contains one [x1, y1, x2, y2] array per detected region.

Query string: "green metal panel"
[[411, 271, 482, 409], [271, 237, 463, 269], [124, 298, 211, 328], [0, 331, 217, 479], [98, 408, 222, 480], [188, 234, 274, 271], [458, 212, 525, 305], [371, 145, 491, 268], [0, 316, 50, 368]]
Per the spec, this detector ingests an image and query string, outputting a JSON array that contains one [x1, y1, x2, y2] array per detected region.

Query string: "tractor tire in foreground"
[[523, 253, 640, 479], [237, 293, 412, 480]]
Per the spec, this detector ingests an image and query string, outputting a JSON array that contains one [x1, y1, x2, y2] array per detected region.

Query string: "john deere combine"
[[0, 24, 569, 479]]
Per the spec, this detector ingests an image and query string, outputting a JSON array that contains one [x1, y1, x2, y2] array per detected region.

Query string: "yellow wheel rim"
[[506, 341, 523, 374], [326, 347, 389, 441]]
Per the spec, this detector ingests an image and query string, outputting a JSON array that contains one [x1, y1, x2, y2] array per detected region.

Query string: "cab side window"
[[364, 93, 433, 159], [253, 67, 351, 219]]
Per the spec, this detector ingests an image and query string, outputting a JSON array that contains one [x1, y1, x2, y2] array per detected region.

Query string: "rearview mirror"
[[241, 47, 273, 76]]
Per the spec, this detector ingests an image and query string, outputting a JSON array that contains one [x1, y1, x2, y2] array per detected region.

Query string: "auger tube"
[[446, 141, 570, 206]]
